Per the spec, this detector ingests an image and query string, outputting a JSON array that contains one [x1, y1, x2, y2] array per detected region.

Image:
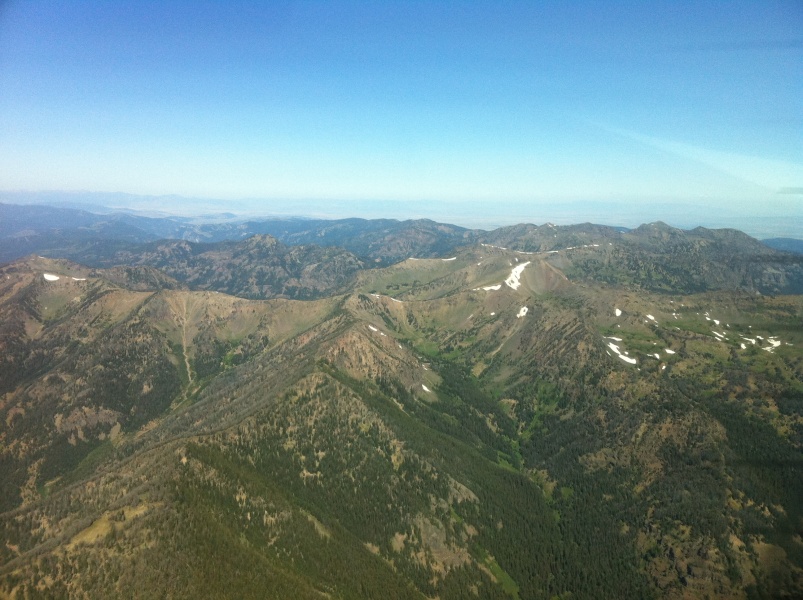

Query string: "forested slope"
[[1, 232, 801, 599]]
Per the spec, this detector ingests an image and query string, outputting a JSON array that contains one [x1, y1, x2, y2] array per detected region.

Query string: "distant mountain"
[[0, 203, 104, 234], [481, 221, 803, 295], [0, 204, 474, 264], [0, 203, 194, 262], [235, 217, 474, 264], [763, 237, 803, 255], [1, 235, 802, 598], [93, 234, 366, 300], [4, 203, 803, 296]]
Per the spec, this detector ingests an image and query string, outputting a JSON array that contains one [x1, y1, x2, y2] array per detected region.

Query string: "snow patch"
[[505, 262, 530, 290], [482, 284, 502, 291], [517, 307, 528, 318], [606, 340, 637, 365], [422, 384, 431, 392], [646, 314, 656, 321], [614, 308, 622, 317], [665, 349, 676, 355], [43, 273, 59, 281], [368, 325, 378, 332], [71, 277, 86, 281], [442, 257, 457, 261]]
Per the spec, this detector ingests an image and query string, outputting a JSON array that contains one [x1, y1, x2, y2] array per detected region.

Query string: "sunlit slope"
[[0, 260, 575, 598], [358, 243, 570, 300], [0, 244, 802, 599], [354, 244, 803, 598], [350, 247, 803, 597], [0, 258, 342, 511]]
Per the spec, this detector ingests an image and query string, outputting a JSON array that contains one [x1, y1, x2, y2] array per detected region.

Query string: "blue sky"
[[0, 1, 801, 231]]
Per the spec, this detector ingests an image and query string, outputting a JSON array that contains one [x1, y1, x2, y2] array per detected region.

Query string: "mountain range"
[[0, 205, 802, 599], [2, 202, 802, 295]]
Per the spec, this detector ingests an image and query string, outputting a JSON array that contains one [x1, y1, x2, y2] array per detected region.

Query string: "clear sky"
[[0, 1, 801, 231]]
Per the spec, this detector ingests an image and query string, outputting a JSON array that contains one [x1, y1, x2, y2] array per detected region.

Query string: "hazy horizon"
[[2, 189, 801, 240], [1, 1, 801, 234]]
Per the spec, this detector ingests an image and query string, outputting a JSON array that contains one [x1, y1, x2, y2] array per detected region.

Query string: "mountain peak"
[[633, 221, 680, 234]]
